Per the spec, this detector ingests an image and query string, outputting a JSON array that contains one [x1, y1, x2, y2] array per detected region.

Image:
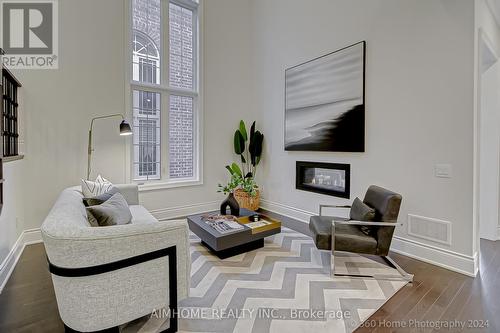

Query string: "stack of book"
[[202, 214, 244, 234]]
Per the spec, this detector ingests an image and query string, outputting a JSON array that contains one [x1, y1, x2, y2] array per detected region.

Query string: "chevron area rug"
[[125, 227, 408, 333]]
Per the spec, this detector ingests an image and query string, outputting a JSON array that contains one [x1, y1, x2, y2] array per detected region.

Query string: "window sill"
[[3, 154, 24, 163], [138, 179, 203, 192]]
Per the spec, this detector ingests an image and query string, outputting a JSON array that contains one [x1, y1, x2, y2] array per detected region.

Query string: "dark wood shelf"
[[2, 66, 21, 158]]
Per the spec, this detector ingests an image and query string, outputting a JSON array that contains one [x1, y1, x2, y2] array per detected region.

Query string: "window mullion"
[[163, 0, 170, 181], [161, 92, 170, 181], [130, 81, 198, 97], [162, 0, 170, 88]]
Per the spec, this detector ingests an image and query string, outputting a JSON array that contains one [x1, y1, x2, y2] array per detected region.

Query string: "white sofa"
[[41, 185, 190, 332]]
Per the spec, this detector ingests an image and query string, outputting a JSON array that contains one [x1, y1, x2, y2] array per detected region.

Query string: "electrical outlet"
[[435, 164, 452, 178]]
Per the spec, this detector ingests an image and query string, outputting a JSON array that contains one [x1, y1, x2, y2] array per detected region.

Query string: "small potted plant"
[[217, 166, 241, 215], [218, 121, 264, 211]]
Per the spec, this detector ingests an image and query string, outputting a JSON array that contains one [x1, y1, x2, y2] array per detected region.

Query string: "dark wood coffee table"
[[187, 209, 281, 259]]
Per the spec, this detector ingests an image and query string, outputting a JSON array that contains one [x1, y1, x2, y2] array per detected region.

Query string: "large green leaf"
[[250, 131, 263, 166], [231, 163, 242, 176], [250, 121, 255, 140], [239, 120, 248, 141], [255, 132, 263, 156], [249, 123, 256, 162], [234, 130, 245, 155], [225, 165, 234, 175]]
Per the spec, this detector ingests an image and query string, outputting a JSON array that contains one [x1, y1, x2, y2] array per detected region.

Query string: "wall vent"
[[407, 214, 452, 246]]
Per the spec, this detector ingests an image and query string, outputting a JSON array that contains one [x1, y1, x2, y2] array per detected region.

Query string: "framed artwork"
[[285, 41, 365, 152]]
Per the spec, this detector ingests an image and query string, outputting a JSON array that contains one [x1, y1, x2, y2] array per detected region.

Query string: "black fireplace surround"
[[296, 161, 350, 199]]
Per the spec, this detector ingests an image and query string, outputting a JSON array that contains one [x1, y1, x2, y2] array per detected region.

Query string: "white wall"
[[7, 0, 253, 234], [474, 0, 500, 250], [12, 0, 128, 232], [0, 22, 28, 266], [250, 0, 476, 272], [479, 61, 500, 240], [0, 161, 26, 264], [0, 0, 482, 277]]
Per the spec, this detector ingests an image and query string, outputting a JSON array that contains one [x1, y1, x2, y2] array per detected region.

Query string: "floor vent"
[[407, 214, 452, 246]]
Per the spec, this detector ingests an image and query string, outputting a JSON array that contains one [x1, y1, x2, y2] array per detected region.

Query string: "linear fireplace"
[[296, 161, 350, 198]]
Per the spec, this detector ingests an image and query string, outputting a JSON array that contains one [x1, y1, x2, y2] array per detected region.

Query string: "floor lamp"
[[87, 114, 132, 180]]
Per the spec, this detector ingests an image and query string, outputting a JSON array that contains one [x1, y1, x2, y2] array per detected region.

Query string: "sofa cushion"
[[350, 197, 375, 221], [350, 197, 376, 236], [129, 205, 157, 225], [41, 187, 90, 233], [86, 193, 132, 227], [83, 187, 119, 207], [81, 175, 115, 197]]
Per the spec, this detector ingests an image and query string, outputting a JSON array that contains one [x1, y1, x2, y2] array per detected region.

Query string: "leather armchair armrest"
[[333, 220, 401, 227], [319, 204, 351, 216]]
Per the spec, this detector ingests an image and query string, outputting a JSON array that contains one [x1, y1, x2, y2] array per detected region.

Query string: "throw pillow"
[[81, 174, 115, 197], [350, 197, 376, 236], [86, 193, 132, 227], [82, 187, 119, 207]]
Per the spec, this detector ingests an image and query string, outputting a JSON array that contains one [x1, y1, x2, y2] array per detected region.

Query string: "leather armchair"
[[309, 185, 413, 281]]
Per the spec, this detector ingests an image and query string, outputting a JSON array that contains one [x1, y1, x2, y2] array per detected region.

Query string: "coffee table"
[[187, 208, 281, 259]]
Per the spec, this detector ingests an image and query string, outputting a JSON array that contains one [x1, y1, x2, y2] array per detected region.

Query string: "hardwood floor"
[[0, 213, 498, 332], [0, 243, 64, 332], [355, 240, 500, 333]]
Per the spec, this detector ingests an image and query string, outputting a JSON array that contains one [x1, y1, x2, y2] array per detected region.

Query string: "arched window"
[[132, 30, 160, 84], [132, 31, 161, 179]]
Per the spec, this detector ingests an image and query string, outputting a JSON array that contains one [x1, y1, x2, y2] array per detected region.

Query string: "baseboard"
[[150, 201, 220, 221], [260, 199, 314, 223], [260, 199, 478, 277], [0, 228, 42, 293], [390, 236, 477, 277]]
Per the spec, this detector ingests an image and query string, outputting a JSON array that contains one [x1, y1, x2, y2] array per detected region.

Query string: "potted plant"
[[218, 121, 264, 211], [217, 166, 241, 215]]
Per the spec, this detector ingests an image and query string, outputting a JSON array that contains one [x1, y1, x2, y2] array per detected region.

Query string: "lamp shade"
[[119, 120, 133, 136]]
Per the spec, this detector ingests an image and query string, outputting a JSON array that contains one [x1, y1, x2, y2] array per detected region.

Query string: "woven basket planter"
[[234, 189, 260, 211]]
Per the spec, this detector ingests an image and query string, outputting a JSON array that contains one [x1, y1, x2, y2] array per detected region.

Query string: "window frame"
[[1, 66, 21, 158], [126, 0, 203, 191]]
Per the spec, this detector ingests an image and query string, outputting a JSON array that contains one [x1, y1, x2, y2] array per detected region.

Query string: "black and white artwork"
[[285, 41, 365, 152]]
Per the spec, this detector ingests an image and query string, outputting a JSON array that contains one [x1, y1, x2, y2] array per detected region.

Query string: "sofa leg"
[[160, 249, 178, 333]]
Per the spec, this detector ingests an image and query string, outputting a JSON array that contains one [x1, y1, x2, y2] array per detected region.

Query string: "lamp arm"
[[89, 114, 125, 132], [87, 114, 126, 180]]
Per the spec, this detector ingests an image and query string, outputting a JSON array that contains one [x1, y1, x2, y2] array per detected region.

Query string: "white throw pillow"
[[81, 175, 115, 197]]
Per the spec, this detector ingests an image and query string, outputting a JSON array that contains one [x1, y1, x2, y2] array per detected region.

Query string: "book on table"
[[201, 214, 244, 234]]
